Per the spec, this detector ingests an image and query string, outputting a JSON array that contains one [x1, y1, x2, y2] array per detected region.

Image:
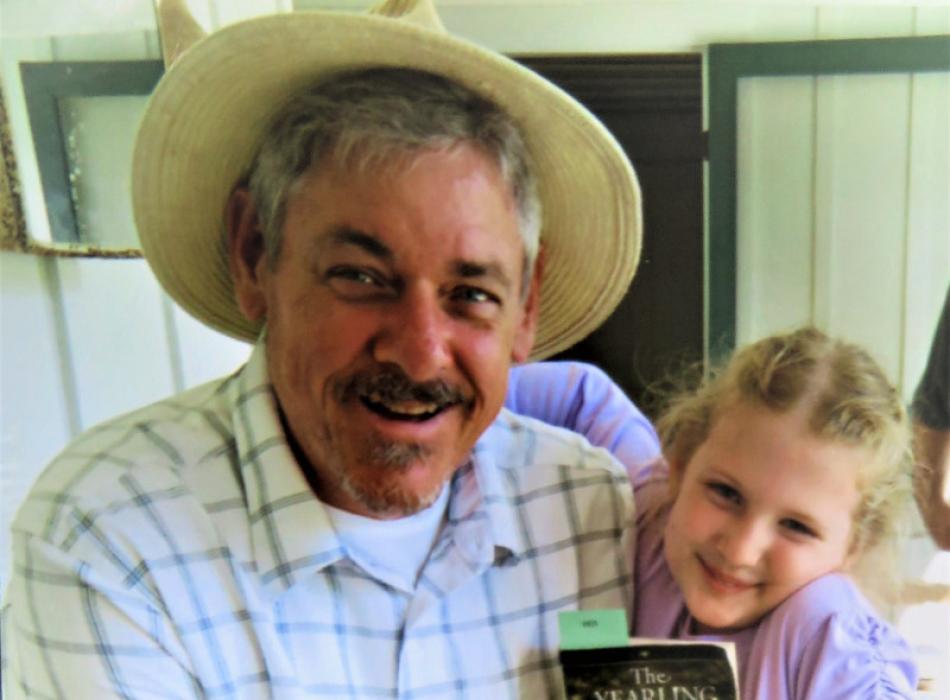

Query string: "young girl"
[[507, 327, 919, 699]]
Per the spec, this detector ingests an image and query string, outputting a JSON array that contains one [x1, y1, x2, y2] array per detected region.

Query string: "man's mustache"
[[338, 367, 469, 408]]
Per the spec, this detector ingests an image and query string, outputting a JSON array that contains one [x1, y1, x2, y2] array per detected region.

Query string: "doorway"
[[517, 55, 704, 417]]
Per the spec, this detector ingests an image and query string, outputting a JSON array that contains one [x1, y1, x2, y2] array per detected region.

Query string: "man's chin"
[[342, 475, 445, 518], [340, 448, 449, 518], [366, 439, 429, 470]]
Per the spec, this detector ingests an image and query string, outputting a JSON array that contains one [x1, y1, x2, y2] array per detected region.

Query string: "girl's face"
[[664, 400, 865, 632]]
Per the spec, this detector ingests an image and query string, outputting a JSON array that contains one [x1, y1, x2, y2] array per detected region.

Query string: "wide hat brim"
[[133, 9, 642, 360]]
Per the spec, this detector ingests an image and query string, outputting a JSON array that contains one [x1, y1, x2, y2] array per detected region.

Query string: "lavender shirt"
[[506, 361, 662, 476], [507, 360, 919, 700]]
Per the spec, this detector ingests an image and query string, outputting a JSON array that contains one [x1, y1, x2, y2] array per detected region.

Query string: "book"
[[560, 638, 740, 700]]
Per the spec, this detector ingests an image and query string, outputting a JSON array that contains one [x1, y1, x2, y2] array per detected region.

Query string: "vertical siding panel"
[[171, 304, 252, 388], [0, 37, 58, 589], [41, 259, 82, 439], [0, 253, 75, 586], [811, 75, 837, 333], [57, 258, 177, 430], [736, 76, 815, 345], [816, 73, 911, 380], [903, 71, 950, 401], [161, 295, 187, 395]]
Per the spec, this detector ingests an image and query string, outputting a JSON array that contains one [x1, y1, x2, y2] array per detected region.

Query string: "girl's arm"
[[506, 361, 661, 479]]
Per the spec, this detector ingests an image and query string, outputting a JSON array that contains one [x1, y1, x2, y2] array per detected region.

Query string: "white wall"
[[2, 0, 949, 689], [735, 68, 950, 395]]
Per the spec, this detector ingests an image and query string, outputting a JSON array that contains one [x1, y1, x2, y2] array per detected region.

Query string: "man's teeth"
[[366, 392, 441, 416]]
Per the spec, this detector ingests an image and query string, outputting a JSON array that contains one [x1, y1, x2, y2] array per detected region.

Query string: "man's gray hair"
[[245, 67, 541, 289]]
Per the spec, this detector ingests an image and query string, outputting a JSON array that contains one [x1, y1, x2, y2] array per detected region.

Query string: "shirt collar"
[[229, 341, 345, 600], [447, 409, 533, 563]]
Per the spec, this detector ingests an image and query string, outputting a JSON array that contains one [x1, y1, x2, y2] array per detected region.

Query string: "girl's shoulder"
[[757, 574, 919, 699], [770, 572, 869, 623]]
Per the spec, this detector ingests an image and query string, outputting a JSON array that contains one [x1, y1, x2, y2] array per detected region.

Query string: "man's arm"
[[913, 422, 950, 549], [506, 360, 661, 477], [912, 284, 950, 550]]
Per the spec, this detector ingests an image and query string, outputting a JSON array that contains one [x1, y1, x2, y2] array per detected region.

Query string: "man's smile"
[[360, 393, 454, 421], [345, 367, 470, 424]]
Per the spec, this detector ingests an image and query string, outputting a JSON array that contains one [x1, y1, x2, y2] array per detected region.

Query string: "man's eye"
[[324, 266, 394, 300], [328, 267, 379, 285], [454, 286, 499, 305], [706, 481, 742, 507]]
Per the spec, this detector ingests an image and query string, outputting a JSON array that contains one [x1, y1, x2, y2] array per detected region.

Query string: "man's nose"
[[716, 517, 770, 569], [372, 289, 452, 381]]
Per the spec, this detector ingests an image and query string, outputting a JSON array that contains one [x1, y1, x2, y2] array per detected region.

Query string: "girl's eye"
[[706, 481, 742, 507], [780, 518, 818, 539]]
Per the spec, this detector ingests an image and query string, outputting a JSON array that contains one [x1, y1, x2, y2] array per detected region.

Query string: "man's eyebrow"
[[325, 227, 393, 260], [454, 260, 514, 291]]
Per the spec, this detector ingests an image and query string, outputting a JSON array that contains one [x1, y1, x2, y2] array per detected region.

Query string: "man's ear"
[[511, 245, 545, 363], [227, 187, 269, 322]]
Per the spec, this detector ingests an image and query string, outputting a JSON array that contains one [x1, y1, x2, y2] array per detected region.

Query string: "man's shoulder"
[[480, 408, 629, 483], [468, 409, 634, 577], [53, 373, 236, 472], [14, 373, 238, 541]]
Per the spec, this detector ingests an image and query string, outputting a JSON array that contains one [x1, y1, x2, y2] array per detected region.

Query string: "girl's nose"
[[717, 518, 771, 570]]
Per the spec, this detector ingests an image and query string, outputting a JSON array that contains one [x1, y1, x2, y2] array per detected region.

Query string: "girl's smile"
[[696, 554, 759, 594]]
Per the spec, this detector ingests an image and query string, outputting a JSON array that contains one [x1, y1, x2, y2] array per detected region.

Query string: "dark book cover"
[[560, 641, 740, 700]]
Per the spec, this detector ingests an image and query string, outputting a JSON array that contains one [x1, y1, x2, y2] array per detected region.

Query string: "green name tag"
[[558, 609, 629, 650]]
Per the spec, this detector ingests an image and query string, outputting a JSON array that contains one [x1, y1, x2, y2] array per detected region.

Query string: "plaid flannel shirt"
[[2, 343, 633, 699]]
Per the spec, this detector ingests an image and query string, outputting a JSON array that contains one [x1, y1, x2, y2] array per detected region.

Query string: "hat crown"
[[157, 0, 447, 70], [155, 0, 207, 68]]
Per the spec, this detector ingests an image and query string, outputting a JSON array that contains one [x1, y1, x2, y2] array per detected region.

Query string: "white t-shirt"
[[324, 486, 449, 593]]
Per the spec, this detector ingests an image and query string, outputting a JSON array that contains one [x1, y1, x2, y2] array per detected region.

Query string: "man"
[[1, 1, 644, 698]]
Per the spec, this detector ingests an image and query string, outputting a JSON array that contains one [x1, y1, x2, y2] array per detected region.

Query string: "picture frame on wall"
[[12, 59, 163, 256]]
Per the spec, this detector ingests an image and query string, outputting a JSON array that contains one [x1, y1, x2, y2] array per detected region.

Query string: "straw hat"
[[133, 0, 641, 360]]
